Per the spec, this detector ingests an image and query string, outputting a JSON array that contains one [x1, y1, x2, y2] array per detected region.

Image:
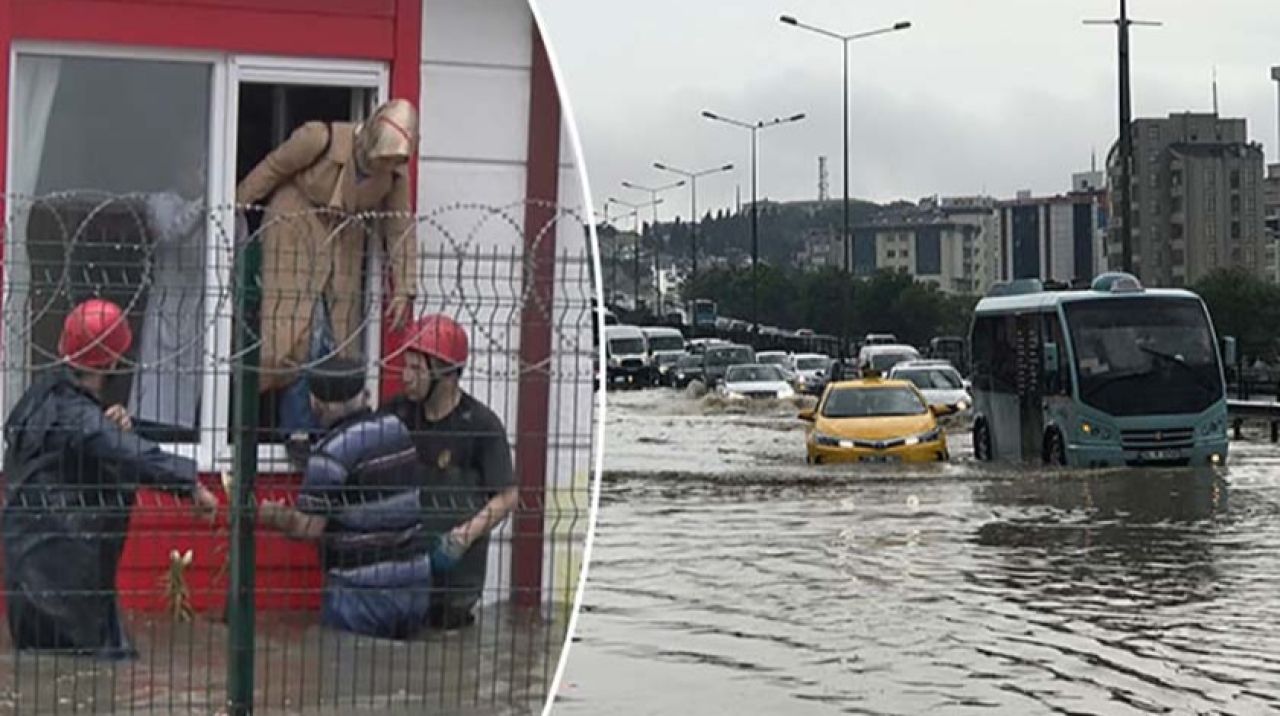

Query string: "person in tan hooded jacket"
[[237, 99, 419, 437]]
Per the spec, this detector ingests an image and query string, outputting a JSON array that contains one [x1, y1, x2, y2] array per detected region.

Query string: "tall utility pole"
[[1086, 1, 1161, 275], [653, 161, 734, 292], [621, 179, 685, 316], [781, 14, 911, 365], [702, 110, 806, 338], [606, 195, 662, 314], [1270, 67, 1280, 163]]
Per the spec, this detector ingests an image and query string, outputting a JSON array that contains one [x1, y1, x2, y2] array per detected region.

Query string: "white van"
[[605, 324, 652, 387], [857, 343, 922, 377], [641, 326, 687, 386]]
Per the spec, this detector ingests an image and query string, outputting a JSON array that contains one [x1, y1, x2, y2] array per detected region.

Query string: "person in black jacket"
[[2, 299, 218, 658], [386, 314, 518, 630]]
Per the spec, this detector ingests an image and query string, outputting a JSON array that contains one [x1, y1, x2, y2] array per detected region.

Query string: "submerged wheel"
[[1044, 429, 1067, 467], [973, 419, 993, 462]]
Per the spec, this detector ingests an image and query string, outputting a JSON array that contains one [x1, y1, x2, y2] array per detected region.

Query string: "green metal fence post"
[[227, 234, 261, 715]]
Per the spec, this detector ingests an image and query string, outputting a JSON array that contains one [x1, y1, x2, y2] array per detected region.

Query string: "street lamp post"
[[701, 110, 806, 340], [653, 161, 735, 300], [607, 195, 663, 315], [1086, 1, 1161, 275], [602, 200, 633, 304], [621, 179, 686, 318], [780, 14, 910, 367]]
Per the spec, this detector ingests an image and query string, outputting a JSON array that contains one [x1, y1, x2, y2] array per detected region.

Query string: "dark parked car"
[[671, 353, 706, 388], [703, 344, 756, 386]]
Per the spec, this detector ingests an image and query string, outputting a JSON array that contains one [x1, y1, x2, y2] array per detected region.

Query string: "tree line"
[[684, 266, 976, 348]]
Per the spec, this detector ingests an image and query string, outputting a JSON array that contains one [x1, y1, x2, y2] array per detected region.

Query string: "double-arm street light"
[[701, 110, 806, 338], [780, 14, 910, 365], [621, 179, 686, 316], [606, 195, 664, 313], [653, 162, 734, 292]]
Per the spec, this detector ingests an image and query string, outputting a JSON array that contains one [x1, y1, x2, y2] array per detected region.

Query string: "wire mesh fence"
[[0, 192, 597, 715]]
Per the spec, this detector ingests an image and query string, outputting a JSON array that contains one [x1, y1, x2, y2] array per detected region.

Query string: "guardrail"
[[1228, 399, 1280, 442]]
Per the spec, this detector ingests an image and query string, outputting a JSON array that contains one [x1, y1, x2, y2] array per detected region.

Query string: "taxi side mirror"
[[797, 409, 816, 422]]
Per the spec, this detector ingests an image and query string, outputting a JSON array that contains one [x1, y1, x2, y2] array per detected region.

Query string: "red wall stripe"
[[378, 0, 423, 401], [13, 1, 394, 58], [512, 25, 562, 610], [64, 0, 396, 18]]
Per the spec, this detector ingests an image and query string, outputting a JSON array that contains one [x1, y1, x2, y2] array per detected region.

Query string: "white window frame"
[[5, 44, 390, 473], [217, 55, 389, 472], [6, 42, 224, 469]]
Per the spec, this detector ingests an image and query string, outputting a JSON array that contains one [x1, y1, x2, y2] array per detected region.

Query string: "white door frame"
[[215, 55, 389, 470]]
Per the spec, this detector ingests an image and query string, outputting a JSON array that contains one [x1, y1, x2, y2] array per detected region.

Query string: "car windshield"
[[896, 368, 963, 390], [708, 348, 753, 366], [822, 387, 927, 418], [608, 338, 645, 355], [870, 352, 917, 371], [1065, 297, 1223, 417], [796, 357, 827, 370], [677, 355, 702, 368], [648, 335, 684, 351], [726, 365, 784, 383], [758, 354, 788, 366]]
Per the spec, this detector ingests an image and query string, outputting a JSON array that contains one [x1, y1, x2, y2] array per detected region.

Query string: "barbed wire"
[[2, 192, 596, 383]]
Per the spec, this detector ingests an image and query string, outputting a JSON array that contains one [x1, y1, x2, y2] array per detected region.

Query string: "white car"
[[889, 360, 971, 411], [719, 364, 795, 400]]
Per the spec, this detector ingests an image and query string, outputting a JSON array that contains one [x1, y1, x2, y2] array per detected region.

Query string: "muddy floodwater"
[[554, 388, 1280, 715], [0, 604, 564, 715]]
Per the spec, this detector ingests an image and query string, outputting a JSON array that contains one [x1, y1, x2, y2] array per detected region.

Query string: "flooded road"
[[555, 389, 1280, 715]]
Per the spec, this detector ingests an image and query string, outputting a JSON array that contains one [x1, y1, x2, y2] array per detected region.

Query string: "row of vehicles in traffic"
[[605, 272, 1236, 470]]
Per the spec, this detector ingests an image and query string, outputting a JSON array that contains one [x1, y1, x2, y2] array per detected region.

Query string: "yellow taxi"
[[799, 376, 955, 464]]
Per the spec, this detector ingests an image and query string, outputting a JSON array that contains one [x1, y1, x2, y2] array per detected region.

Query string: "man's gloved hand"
[[430, 531, 469, 573]]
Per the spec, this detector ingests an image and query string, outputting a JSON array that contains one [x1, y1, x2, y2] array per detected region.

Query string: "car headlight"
[[903, 428, 942, 446], [1199, 417, 1227, 437], [725, 391, 746, 400], [955, 400, 969, 411], [777, 386, 795, 399], [813, 431, 852, 448], [1080, 420, 1113, 440]]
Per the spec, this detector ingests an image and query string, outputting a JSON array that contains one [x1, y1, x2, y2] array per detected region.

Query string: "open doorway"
[[234, 82, 377, 439]]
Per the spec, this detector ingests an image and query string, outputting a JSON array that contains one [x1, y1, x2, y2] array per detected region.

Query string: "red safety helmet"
[[403, 313, 468, 368], [58, 298, 133, 369]]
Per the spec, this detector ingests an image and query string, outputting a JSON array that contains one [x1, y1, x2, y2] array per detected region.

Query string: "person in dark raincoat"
[[2, 299, 219, 658]]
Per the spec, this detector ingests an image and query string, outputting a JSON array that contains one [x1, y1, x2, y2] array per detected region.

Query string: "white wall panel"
[[423, 0, 532, 68], [420, 65, 531, 164]]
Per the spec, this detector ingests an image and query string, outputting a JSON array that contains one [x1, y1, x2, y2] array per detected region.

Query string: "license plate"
[[1139, 449, 1179, 461], [861, 454, 899, 463]]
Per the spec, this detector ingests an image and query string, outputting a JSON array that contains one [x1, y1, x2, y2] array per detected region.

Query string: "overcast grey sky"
[[534, 0, 1280, 223]]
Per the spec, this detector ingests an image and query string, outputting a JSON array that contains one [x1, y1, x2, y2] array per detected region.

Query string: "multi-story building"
[[1105, 112, 1267, 286], [997, 189, 1107, 284], [937, 196, 1000, 294], [851, 212, 982, 294], [796, 226, 842, 270], [1265, 164, 1280, 283]]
